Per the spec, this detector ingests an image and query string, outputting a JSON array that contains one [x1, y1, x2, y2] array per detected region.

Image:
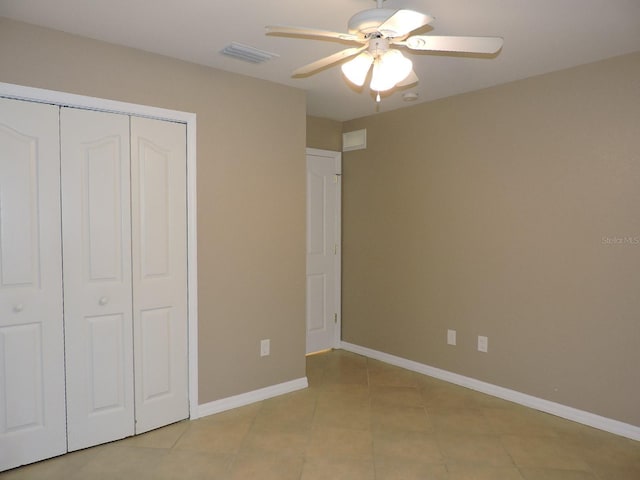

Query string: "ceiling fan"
[[266, 0, 503, 102]]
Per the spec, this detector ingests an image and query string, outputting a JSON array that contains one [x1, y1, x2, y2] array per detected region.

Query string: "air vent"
[[343, 129, 367, 152], [220, 42, 279, 64]]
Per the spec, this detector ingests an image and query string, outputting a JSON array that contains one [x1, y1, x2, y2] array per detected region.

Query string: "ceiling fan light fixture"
[[341, 51, 374, 87], [370, 60, 394, 92], [369, 49, 412, 92]]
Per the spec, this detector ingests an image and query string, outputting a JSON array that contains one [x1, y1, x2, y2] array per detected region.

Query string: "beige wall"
[[306, 115, 343, 151], [0, 17, 307, 404], [342, 52, 640, 427]]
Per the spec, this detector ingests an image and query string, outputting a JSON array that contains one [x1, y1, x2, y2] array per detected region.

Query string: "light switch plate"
[[478, 335, 488, 353], [260, 339, 270, 356]]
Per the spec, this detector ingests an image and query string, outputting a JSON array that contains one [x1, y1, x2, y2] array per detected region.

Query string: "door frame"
[[0, 82, 200, 419], [306, 148, 342, 351]]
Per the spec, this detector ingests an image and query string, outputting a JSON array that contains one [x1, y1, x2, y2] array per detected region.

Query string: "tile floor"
[[2, 349, 639, 479]]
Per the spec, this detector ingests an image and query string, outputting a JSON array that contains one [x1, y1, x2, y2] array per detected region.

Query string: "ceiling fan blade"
[[266, 25, 362, 43], [293, 46, 367, 77], [378, 10, 433, 37], [403, 35, 503, 54], [396, 69, 419, 87]]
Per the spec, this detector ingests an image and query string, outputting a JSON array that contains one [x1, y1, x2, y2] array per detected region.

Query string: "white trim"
[[335, 156, 342, 349], [196, 377, 309, 418], [0, 82, 194, 123], [185, 106, 200, 420], [0, 82, 200, 421], [305, 148, 342, 351], [306, 147, 340, 157], [341, 341, 640, 441]]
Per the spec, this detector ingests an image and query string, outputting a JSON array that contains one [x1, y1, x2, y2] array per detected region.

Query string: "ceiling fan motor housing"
[[348, 8, 397, 35], [367, 37, 389, 57]]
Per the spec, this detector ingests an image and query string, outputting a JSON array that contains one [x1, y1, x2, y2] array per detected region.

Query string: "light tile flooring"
[[2, 350, 639, 479]]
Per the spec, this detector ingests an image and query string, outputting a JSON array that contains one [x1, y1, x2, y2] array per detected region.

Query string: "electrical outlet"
[[260, 339, 270, 357], [478, 335, 488, 353], [447, 329, 457, 346]]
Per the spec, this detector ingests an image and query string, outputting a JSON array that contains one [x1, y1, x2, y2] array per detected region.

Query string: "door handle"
[[99, 296, 109, 306]]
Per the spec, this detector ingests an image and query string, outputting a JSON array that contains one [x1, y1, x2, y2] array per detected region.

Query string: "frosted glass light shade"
[[369, 50, 413, 92], [370, 60, 396, 92], [341, 51, 374, 87]]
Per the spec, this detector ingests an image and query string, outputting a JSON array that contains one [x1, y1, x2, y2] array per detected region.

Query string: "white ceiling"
[[1, 0, 639, 121]]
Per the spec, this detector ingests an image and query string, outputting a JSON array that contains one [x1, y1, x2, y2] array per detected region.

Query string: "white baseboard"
[[195, 377, 308, 419], [340, 341, 640, 442]]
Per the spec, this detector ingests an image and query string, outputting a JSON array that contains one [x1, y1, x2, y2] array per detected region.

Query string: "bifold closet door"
[[61, 107, 135, 452], [0, 99, 67, 471], [130, 117, 189, 433]]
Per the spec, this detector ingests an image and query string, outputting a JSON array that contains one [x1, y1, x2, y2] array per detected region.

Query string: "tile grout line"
[[365, 357, 375, 479], [299, 371, 322, 480], [224, 400, 263, 476], [168, 421, 191, 451]]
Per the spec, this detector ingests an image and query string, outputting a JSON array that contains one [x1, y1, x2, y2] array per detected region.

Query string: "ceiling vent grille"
[[220, 42, 279, 64]]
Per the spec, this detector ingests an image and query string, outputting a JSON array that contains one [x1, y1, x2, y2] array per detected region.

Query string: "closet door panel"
[[61, 108, 134, 452], [0, 98, 66, 471], [131, 117, 188, 433]]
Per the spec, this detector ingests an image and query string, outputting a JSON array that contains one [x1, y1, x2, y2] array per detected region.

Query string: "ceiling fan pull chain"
[[376, 92, 381, 103]]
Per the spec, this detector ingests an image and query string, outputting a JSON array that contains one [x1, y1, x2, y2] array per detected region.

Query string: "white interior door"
[[61, 107, 135, 451], [0, 99, 67, 471], [131, 116, 188, 433], [306, 149, 341, 354]]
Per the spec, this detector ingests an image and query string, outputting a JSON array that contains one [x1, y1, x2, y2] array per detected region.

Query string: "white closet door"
[[61, 108, 135, 451], [0, 99, 66, 471], [306, 152, 340, 354], [131, 116, 188, 433]]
